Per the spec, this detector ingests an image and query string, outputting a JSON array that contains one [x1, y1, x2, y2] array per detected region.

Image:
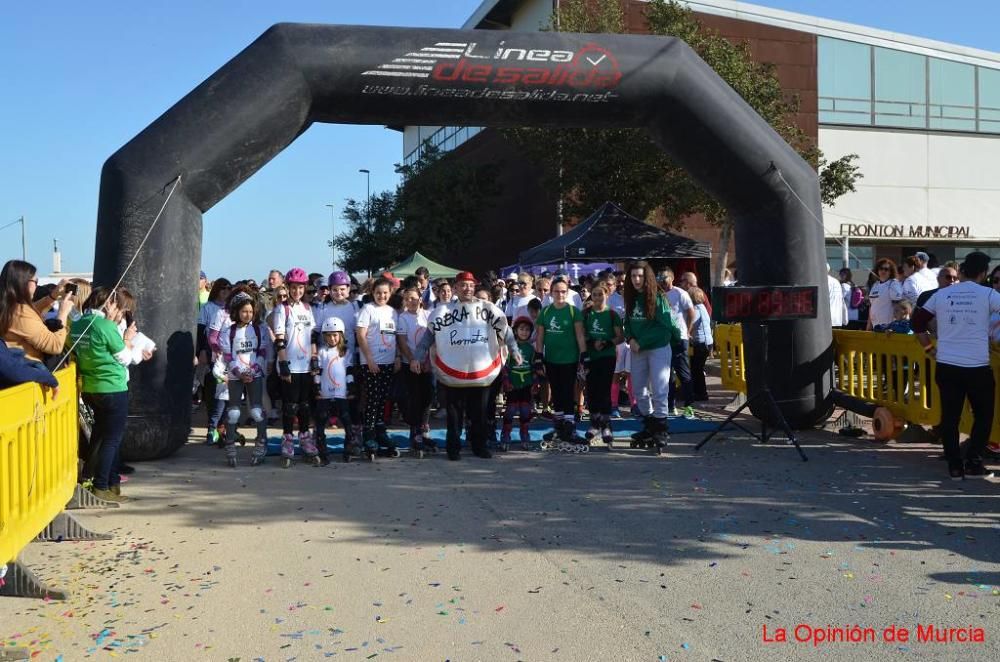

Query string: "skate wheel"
[[391, 448, 401, 458], [629, 441, 637, 448], [581, 445, 590, 453], [282, 458, 292, 468]]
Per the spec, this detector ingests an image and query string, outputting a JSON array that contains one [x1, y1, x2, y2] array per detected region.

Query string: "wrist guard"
[[277, 360, 291, 378], [310, 356, 320, 373]]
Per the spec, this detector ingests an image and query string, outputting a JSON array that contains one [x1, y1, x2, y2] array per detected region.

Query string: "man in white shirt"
[[827, 265, 848, 327], [658, 267, 696, 417], [914, 251, 938, 290], [912, 251, 1000, 480], [505, 273, 539, 318]]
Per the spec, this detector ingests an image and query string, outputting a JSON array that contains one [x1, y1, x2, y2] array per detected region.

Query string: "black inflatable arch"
[[94, 24, 833, 460]]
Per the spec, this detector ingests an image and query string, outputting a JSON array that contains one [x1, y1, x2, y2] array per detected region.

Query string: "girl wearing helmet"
[[219, 291, 272, 466], [271, 267, 318, 467], [313, 317, 356, 463]]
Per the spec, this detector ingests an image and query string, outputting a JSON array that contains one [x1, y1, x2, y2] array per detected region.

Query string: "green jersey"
[[623, 292, 677, 351], [538, 303, 580, 365], [69, 312, 128, 393], [507, 341, 535, 390], [584, 308, 622, 360]]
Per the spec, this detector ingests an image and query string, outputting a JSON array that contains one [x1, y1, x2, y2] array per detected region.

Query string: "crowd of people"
[[2, 245, 996, 501], [191, 262, 711, 468]]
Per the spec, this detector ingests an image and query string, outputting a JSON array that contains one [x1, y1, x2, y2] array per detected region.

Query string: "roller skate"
[[300, 431, 321, 466], [224, 443, 238, 468], [630, 416, 653, 449], [601, 420, 615, 449], [364, 439, 378, 462], [249, 437, 267, 466], [651, 417, 670, 455], [411, 432, 428, 459], [376, 425, 400, 458], [541, 420, 561, 449], [342, 440, 361, 463], [280, 433, 295, 468], [236, 431, 247, 446]]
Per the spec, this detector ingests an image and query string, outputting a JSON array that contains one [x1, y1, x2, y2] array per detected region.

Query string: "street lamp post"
[[358, 168, 371, 231], [0, 216, 26, 260], [325, 203, 337, 271]]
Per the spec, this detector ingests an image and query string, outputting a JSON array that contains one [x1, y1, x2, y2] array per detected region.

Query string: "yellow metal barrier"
[[0, 364, 78, 566], [714, 325, 1000, 443], [714, 323, 746, 393]]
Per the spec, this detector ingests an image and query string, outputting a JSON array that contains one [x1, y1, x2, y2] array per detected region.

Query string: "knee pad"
[[249, 407, 264, 423], [226, 408, 241, 425]]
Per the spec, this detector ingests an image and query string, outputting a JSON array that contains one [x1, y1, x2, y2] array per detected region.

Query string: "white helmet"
[[322, 317, 345, 334]]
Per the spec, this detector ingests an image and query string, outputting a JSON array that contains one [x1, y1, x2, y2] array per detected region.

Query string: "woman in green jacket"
[[623, 261, 678, 452]]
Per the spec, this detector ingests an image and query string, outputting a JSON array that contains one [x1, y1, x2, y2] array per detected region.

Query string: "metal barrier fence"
[[713, 324, 1000, 442], [0, 364, 78, 566]]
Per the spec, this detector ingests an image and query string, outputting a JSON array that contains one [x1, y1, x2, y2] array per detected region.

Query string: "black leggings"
[[281, 372, 313, 435], [403, 371, 433, 431], [545, 361, 578, 416], [585, 356, 616, 416], [363, 365, 394, 431]]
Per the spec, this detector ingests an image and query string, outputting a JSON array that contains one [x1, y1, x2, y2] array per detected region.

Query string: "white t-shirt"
[[506, 293, 539, 318], [916, 267, 937, 292], [867, 279, 903, 329], [397, 309, 430, 369], [921, 281, 1000, 367], [663, 287, 694, 341], [316, 300, 359, 363], [316, 345, 349, 400], [828, 274, 847, 327], [198, 300, 222, 328], [220, 322, 271, 379], [271, 300, 316, 374], [356, 303, 398, 365], [901, 274, 928, 305]]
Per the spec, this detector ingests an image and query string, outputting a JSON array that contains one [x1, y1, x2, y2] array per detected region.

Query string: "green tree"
[[394, 141, 501, 259], [332, 190, 405, 276], [506, 0, 862, 280]]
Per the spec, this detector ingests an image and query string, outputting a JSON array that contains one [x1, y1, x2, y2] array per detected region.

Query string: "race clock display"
[[712, 286, 819, 322]]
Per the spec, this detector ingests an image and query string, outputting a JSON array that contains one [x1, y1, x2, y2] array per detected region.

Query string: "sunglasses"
[[878, 267, 890, 272]]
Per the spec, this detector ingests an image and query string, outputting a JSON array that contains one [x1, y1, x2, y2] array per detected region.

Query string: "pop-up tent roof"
[[517, 201, 711, 266], [388, 251, 463, 280]]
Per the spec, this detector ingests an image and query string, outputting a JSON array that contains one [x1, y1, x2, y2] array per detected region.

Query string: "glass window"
[[979, 67, 1000, 133], [929, 59, 975, 131], [874, 47, 926, 128], [818, 37, 872, 125], [826, 243, 872, 271]]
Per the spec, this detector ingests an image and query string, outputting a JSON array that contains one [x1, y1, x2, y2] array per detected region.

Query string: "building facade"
[[401, 0, 1000, 277]]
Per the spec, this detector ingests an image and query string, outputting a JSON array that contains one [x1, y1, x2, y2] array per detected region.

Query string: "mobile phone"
[[64, 283, 77, 295], [125, 311, 134, 327]]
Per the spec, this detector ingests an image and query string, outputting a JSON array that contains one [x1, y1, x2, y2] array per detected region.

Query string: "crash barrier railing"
[[0, 364, 78, 568], [714, 324, 1000, 442]]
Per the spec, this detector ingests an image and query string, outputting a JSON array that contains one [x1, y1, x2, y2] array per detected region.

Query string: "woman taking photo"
[[622, 261, 678, 453], [0, 260, 75, 362], [69, 287, 136, 503]]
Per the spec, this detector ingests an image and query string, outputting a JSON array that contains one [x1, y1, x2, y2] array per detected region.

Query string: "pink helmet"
[[285, 267, 308, 285]]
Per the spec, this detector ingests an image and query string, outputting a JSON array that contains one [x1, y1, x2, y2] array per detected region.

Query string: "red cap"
[[455, 271, 476, 283]]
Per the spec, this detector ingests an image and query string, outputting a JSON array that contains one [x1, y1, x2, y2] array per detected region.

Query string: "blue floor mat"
[[259, 414, 719, 456]]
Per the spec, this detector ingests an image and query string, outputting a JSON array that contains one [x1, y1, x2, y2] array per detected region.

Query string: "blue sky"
[[1, 1, 996, 279]]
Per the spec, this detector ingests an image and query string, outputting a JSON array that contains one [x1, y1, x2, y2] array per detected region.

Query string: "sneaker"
[[670, 407, 680, 417], [609, 408, 622, 419], [964, 462, 995, 479], [683, 406, 696, 420], [91, 487, 129, 503]]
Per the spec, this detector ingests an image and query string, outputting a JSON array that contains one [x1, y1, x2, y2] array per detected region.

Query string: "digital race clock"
[[711, 286, 819, 322]]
